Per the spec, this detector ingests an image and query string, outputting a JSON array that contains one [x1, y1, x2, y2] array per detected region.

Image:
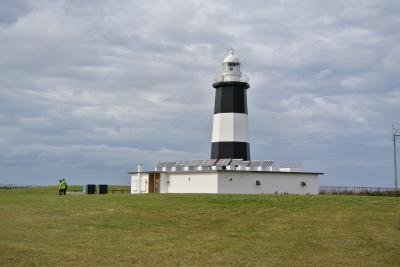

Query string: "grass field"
[[0, 187, 399, 266]]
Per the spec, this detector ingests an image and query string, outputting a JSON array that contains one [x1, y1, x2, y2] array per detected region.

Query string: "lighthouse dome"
[[223, 49, 240, 64], [214, 49, 249, 84]]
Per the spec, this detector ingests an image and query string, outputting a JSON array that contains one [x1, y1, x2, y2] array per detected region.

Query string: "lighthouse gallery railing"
[[214, 74, 249, 83]]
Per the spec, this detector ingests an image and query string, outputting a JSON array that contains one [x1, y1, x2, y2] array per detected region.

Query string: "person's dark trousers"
[[63, 189, 67, 195], [59, 189, 62, 195]]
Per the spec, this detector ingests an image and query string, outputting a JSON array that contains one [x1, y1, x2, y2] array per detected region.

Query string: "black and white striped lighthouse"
[[211, 49, 250, 160]]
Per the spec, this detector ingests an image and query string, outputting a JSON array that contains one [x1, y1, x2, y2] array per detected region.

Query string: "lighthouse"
[[211, 49, 251, 160], [129, 49, 323, 195]]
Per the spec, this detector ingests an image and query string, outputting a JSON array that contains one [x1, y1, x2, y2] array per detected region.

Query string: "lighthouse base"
[[211, 142, 250, 160]]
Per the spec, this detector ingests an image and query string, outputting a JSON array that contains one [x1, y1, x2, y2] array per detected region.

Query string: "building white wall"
[[164, 172, 218, 193], [131, 171, 320, 195], [217, 172, 319, 195], [130, 173, 149, 194], [130, 174, 138, 194], [159, 173, 169, 193]]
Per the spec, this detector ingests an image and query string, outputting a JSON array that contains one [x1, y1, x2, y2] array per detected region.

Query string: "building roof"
[[128, 170, 324, 175], [140, 158, 323, 176], [156, 159, 274, 168]]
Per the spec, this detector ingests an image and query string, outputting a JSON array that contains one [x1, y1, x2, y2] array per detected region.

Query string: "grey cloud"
[[0, 0, 399, 186], [0, 0, 31, 24]]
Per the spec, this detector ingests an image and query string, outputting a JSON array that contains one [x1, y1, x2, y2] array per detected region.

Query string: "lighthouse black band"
[[211, 142, 251, 161], [213, 82, 249, 114]]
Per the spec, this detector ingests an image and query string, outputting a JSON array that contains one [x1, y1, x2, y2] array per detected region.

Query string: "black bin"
[[98, 184, 108, 194], [86, 184, 96, 194]]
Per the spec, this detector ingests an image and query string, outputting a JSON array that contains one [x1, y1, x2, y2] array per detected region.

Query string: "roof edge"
[[128, 170, 324, 175]]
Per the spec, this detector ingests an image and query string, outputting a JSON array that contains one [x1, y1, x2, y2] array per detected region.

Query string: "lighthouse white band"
[[212, 113, 249, 142]]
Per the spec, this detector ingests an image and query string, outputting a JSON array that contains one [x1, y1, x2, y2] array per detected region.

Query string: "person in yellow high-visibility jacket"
[[58, 179, 62, 195], [60, 179, 68, 195]]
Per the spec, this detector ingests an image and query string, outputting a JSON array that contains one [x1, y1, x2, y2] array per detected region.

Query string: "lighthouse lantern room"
[[220, 48, 242, 81]]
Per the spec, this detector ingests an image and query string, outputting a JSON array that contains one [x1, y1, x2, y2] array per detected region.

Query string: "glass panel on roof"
[[201, 159, 217, 166], [176, 160, 189, 166], [216, 158, 232, 166], [230, 159, 243, 165], [238, 161, 250, 166], [261, 160, 274, 167], [189, 160, 203, 166], [166, 161, 176, 167], [249, 160, 263, 167]]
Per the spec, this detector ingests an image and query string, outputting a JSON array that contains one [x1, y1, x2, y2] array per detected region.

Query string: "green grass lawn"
[[0, 187, 399, 266]]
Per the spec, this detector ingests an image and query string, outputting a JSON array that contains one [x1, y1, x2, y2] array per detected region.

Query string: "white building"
[[129, 159, 322, 195], [129, 50, 323, 195]]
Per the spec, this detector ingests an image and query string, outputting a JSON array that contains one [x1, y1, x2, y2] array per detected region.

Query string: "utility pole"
[[393, 125, 400, 189]]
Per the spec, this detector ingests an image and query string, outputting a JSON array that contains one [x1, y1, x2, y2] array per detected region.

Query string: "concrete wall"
[[217, 172, 319, 195], [164, 172, 218, 193]]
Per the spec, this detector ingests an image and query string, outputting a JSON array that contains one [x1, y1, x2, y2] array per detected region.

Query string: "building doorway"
[[148, 172, 161, 193]]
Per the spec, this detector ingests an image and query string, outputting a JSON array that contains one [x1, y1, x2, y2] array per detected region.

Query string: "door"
[[154, 173, 160, 193], [140, 175, 147, 193], [148, 173, 161, 193]]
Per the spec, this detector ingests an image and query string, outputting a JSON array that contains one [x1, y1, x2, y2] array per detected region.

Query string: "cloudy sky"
[[0, 0, 399, 186]]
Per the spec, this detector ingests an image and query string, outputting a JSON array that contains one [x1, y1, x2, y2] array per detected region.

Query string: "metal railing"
[[214, 74, 249, 83], [319, 186, 400, 196], [111, 189, 130, 194]]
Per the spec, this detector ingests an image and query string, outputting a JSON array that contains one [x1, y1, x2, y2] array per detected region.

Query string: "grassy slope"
[[0, 187, 399, 266]]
